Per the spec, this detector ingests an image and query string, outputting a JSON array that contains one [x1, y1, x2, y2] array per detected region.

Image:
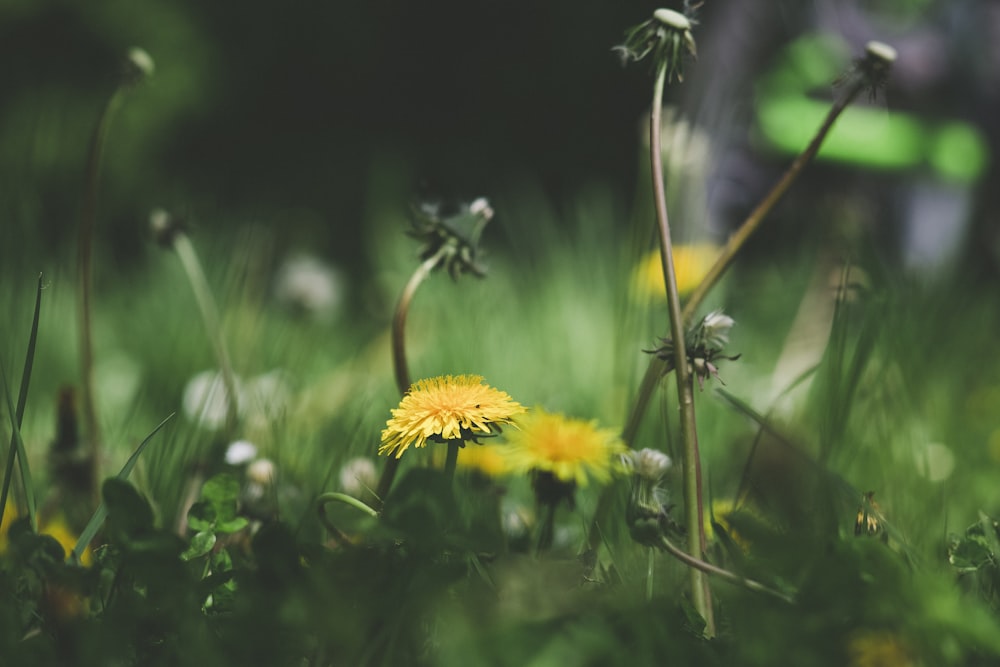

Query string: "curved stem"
[[375, 247, 450, 506], [317, 491, 379, 545], [658, 535, 794, 604]]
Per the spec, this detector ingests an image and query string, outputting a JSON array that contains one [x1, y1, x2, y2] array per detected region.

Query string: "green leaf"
[[200, 472, 242, 523], [181, 531, 217, 561], [187, 500, 216, 533], [215, 516, 249, 534], [0, 274, 42, 533], [70, 413, 174, 564], [102, 478, 155, 540]]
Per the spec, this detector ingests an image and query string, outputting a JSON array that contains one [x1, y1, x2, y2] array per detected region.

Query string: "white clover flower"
[[225, 440, 258, 465], [273, 253, 344, 321], [243, 370, 292, 426], [182, 370, 244, 430], [339, 457, 378, 499], [247, 458, 277, 486]]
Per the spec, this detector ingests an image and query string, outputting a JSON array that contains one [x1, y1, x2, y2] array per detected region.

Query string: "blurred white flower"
[[339, 457, 377, 499], [273, 253, 344, 321], [225, 440, 258, 465], [243, 370, 292, 427], [914, 441, 955, 482], [96, 351, 143, 414], [247, 458, 277, 486], [182, 370, 243, 430]]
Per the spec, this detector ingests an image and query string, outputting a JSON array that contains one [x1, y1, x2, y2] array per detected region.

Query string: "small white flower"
[[243, 370, 292, 426], [339, 457, 377, 499], [247, 458, 277, 486], [225, 440, 258, 465], [273, 253, 344, 321], [182, 370, 243, 430]]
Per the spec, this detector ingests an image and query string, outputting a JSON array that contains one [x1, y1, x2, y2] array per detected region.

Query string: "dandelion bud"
[[615, 7, 697, 80], [121, 47, 154, 88], [653, 9, 690, 30], [149, 208, 186, 248], [699, 310, 735, 350], [625, 449, 680, 548], [630, 448, 672, 482]]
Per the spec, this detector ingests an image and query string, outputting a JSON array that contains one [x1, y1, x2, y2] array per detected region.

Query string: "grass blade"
[[1, 275, 43, 530], [1, 360, 37, 531], [69, 412, 175, 564]]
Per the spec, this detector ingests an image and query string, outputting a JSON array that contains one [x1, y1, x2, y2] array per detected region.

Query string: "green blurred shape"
[[928, 122, 990, 183], [757, 95, 924, 170]]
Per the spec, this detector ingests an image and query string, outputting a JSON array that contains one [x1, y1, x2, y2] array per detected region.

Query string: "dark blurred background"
[[2, 0, 998, 278]]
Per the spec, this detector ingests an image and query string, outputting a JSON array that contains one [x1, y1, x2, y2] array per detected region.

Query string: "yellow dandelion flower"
[[503, 409, 626, 487], [379, 374, 525, 459], [632, 243, 719, 300]]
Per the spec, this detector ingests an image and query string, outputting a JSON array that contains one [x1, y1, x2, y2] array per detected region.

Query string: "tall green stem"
[[648, 60, 714, 635]]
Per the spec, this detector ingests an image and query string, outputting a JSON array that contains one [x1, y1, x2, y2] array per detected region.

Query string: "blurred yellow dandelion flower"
[[1, 511, 93, 567], [705, 499, 752, 551], [503, 409, 626, 487], [847, 630, 914, 667], [632, 243, 719, 300], [379, 374, 524, 459], [433, 443, 511, 478]]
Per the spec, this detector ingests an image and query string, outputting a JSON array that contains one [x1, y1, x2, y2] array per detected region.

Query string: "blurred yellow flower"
[[847, 630, 914, 667], [632, 244, 719, 299], [1, 511, 93, 567], [433, 443, 511, 478], [379, 374, 525, 459], [705, 499, 750, 551], [503, 409, 626, 487]]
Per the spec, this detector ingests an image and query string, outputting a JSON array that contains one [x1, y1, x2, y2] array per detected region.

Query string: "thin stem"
[[375, 247, 449, 506], [444, 440, 460, 481], [646, 547, 655, 602], [172, 232, 240, 432], [648, 60, 714, 636], [658, 535, 794, 605], [535, 502, 557, 556], [77, 88, 125, 502]]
